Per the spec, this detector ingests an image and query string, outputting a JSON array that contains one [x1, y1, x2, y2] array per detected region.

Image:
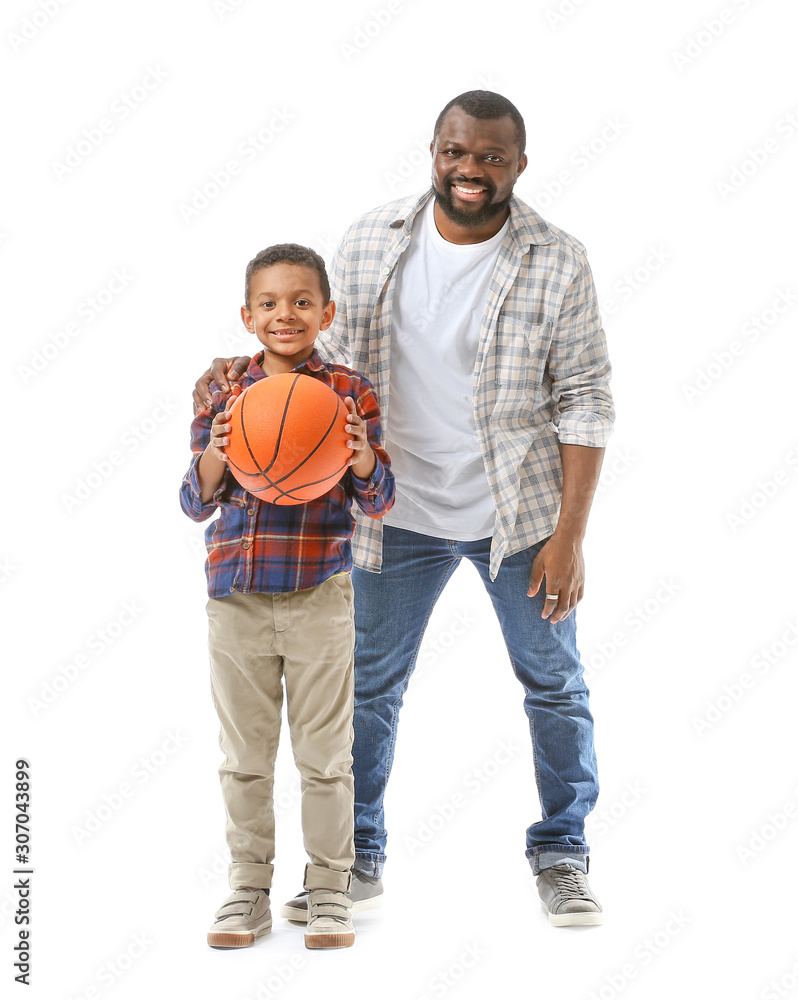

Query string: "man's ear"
[[516, 153, 528, 179]]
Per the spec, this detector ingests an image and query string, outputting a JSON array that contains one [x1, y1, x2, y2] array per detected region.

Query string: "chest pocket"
[[525, 320, 555, 392], [494, 320, 554, 396]]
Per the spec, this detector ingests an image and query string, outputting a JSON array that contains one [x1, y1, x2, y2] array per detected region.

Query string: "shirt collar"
[[248, 347, 326, 381], [388, 188, 556, 251]]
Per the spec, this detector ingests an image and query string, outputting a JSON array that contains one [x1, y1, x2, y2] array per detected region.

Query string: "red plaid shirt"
[[180, 349, 394, 596]]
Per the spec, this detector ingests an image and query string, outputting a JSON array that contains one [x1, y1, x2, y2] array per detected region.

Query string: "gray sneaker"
[[281, 870, 383, 922], [537, 864, 603, 926], [207, 887, 272, 947]]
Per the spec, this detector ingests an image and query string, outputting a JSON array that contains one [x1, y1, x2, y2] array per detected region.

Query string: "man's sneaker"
[[537, 864, 603, 926], [281, 870, 383, 922], [207, 888, 272, 947], [304, 890, 355, 949]]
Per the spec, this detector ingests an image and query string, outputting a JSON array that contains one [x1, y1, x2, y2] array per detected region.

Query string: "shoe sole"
[[281, 895, 382, 923], [305, 931, 355, 949], [541, 901, 603, 927], [207, 918, 273, 948]]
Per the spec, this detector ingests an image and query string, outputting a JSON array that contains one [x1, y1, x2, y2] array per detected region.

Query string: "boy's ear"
[[240, 304, 254, 332], [320, 300, 336, 331]]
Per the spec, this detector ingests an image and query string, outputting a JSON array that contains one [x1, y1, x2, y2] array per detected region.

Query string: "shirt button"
[[247, 508, 255, 515], [242, 542, 251, 550], [381, 266, 390, 276]]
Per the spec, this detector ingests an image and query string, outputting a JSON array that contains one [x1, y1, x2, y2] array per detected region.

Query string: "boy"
[[180, 244, 394, 950]]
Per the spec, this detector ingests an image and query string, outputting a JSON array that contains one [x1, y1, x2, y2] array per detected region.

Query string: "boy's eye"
[[261, 300, 275, 308], [295, 299, 310, 306]]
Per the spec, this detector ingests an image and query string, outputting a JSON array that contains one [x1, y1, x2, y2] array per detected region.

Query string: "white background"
[[3, 0, 798, 998]]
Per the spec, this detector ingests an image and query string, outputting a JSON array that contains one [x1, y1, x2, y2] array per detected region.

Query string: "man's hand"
[[344, 396, 376, 479], [193, 356, 251, 414], [527, 533, 585, 623]]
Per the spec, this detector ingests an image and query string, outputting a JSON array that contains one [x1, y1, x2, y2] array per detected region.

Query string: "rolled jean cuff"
[[304, 863, 352, 893], [229, 862, 274, 889], [353, 854, 384, 878], [531, 849, 589, 875]]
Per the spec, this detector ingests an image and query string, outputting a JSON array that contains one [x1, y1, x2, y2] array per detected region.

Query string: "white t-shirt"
[[384, 197, 510, 540]]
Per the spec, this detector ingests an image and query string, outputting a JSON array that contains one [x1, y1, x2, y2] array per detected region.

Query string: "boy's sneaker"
[[304, 890, 355, 949], [281, 870, 383, 922], [537, 864, 603, 926], [207, 888, 272, 947]]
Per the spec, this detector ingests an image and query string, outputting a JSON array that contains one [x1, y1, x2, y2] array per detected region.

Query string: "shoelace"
[[548, 865, 591, 900]]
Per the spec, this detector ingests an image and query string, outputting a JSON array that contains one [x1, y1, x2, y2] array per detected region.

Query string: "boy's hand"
[[209, 408, 233, 463], [193, 356, 251, 414], [344, 396, 376, 479]]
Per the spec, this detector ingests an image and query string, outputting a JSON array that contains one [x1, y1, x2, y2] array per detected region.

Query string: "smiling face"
[[240, 263, 335, 375], [431, 107, 527, 241]]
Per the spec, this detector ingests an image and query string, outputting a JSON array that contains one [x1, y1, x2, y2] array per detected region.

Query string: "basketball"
[[223, 373, 351, 505]]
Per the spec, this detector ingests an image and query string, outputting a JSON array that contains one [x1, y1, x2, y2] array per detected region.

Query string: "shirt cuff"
[[556, 414, 614, 448], [186, 455, 225, 515], [349, 456, 386, 496]]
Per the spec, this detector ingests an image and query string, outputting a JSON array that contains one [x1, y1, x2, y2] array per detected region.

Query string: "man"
[[194, 91, 614, 927]]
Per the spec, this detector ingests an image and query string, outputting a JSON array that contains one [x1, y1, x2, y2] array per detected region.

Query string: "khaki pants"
[[207, 573, 355, 893]]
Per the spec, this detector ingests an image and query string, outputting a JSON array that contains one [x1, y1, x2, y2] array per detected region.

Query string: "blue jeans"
[[351, 525, 598, 877]]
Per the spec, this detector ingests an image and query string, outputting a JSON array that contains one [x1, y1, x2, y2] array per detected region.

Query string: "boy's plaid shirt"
[[180, 349, 394, 596], [317, 188, 615, 581]]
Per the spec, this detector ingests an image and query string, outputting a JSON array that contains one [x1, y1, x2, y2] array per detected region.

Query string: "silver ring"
[[545, 593, 559, 601]]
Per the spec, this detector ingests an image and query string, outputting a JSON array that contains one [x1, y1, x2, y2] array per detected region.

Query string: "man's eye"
[[443, 149, 461, 156], [486, 155, 502, 163]]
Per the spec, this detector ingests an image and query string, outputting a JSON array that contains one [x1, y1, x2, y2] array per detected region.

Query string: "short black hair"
[[433, 90, 526, 157], [244, 243, 331, 308]]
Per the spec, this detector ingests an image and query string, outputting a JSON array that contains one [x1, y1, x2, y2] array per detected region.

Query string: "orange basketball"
[[225, 373, 351, 505]]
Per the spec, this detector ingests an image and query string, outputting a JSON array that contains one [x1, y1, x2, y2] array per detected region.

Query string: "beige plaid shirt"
[[318, 188, 614, 580]]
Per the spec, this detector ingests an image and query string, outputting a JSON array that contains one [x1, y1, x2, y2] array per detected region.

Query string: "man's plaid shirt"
[[180, 349, 394, 596], [317, 188, 614, 581]]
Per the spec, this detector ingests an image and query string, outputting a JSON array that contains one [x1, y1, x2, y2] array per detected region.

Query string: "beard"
[[433, 176, 512, 229]]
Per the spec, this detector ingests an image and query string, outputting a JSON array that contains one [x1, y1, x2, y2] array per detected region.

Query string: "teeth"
[[455, 185, 485, 194]]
